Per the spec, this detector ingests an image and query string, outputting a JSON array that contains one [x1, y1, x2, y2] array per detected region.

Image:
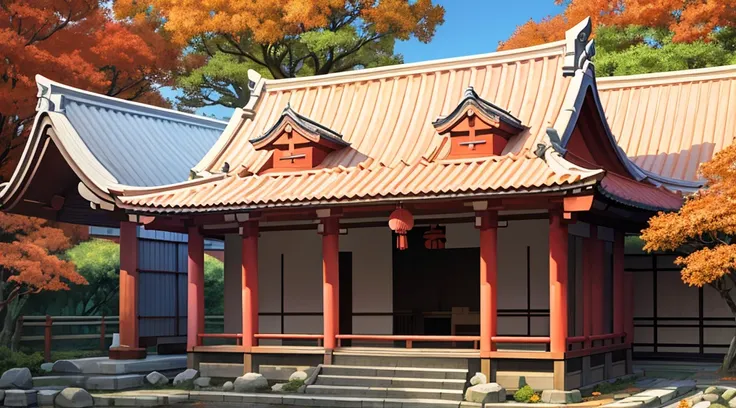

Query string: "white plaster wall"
[[445, 219, 550, 336], [340, 227, 394, 334], [222, 226, 394, 338]]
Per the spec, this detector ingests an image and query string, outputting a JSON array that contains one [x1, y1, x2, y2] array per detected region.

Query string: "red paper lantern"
[[423, 225, 446, 249], [388, 207, 414, 250]]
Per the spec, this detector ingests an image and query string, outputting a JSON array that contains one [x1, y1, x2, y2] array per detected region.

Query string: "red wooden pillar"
[[119, 221, 139, 348], [241, 221, 259, 348], [549, 212, 568, 354], [477, 210, 498, 355], [613, 231, 625, 339], [320, 216, 340, 351], [187, 226, 205, 351]]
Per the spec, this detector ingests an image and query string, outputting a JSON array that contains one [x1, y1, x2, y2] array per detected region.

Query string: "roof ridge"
[[263, 40, 566, 91], [35, 75, 228, 130], [597, 64, 736, 89]]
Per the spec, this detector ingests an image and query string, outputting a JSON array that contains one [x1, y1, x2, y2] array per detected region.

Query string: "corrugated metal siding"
[[64, 100, 225, 187], [137, 237, 186, 338]]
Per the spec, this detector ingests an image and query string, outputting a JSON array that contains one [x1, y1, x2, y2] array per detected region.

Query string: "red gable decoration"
[[251, 104, 349, 171], [433, 87, 525, 158]]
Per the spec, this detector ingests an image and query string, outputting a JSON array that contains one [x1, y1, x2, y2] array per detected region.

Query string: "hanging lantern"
[[388, 207, 414, 250], [423, 224, 446, 249]]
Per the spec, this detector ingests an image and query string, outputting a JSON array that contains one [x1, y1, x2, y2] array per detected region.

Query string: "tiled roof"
[[39, 76, 227, 187], [116, 20, 687, 213], [599, 172, 683, 212], [598, 65, 736, 183], [118, 152, 600, 211]]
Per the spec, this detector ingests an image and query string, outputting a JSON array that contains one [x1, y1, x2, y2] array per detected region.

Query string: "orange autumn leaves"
[[642, 144, 736, 287], [0, 213, 85, 309], [114, 0, 444, 46], [499, 0, 736, 50], [0, 0, 179, 179]]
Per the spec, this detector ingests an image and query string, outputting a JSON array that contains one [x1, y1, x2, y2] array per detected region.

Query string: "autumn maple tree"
[[641, 144, 736, 371], [115, 0, 445, 110], [0, 0, 183, 348], [0, 0, 181, 180], [0, 214, 85, 347], [499, 0, 736, 76]]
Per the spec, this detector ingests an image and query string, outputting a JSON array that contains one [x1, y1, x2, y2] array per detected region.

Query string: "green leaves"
[[595, 25, 736, 77]]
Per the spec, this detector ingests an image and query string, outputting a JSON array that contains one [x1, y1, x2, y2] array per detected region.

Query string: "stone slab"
[[37, 389, 60, 407], [33, 375, 86, 387], [4, 389, 37, 407], [85, 374, 144, 390], [638, 388, 678, 404]]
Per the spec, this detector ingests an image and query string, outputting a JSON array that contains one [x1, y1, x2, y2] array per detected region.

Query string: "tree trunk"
[[712, 278, 736, 373], [0, 296, 27, 349]]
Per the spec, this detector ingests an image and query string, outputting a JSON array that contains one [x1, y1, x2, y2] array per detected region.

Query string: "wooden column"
[[187, 226, 205, 351], [549, 212, 568, 354], [241, 221, 259, 348], [320, 216, 340, 353], [613, 231, 625, 338], [478, 211, 498, 355], [119, 221, 139, 348]]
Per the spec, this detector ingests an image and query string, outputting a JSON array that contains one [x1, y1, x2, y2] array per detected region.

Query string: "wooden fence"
[[19, 315, 226, 362]]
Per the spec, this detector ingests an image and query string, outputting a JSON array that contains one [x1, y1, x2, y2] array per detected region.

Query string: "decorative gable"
[[433, 87, 525, 159], [251, 104, 349, 171]]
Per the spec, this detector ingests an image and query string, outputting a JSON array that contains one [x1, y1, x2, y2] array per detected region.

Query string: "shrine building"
[[2, 18, 733, 391]]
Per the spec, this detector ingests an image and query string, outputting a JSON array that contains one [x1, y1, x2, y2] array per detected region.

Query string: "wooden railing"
[[566, 332, 627, 350], [255, 333, 324, 346], [20, 315, 118, 362], [335, 334, 480, 349]]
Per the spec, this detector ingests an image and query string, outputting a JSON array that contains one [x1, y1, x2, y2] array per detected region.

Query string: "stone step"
[[305, 384, 464, 401], [32, 374, 144, 391], [320, 365, 468, 380], [316, 374, 466, 390], [185, 390, 468, 407]]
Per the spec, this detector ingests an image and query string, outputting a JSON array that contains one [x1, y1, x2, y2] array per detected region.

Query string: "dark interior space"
[[392, 226, 480, 341]]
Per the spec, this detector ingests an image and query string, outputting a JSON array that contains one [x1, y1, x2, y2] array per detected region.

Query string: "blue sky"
[[170, 0, 564, 119]]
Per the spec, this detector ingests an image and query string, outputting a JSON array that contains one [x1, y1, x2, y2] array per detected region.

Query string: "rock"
[[704, 394, 724, 404], [694, 402, 712, 408], [222, 381, 234, 392], [173, 369, 199, 386], [712, 404, 729, 408], [723, 389, 736, 401], [40, 363, 53, 373], [55, 388, 93, 408], [234, 373, 268, 393], [51, 360, 82, 374], [541, 389, 582, 404], [145, 371, 169, 386], [289, 371, 308, 382], [194, 377, 211, 388], [614, 393, 632, 400], [4, 390, 37, 407], [707, 387, 725, 395], [729, 398, 736, 408], [0, 368, 33, 390], [465, 383, 506, 404], [0, 389, 5, 402], [272, 383, 284, 392], [37, 390, 60, 407], [470, 372, 487, 386]]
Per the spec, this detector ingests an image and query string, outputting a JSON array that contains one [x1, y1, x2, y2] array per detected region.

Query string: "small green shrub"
[[0, 347, 44, 376], [514, 385, 536, 402], [281, 379, 305, 392], [593, 377, 635, 395]]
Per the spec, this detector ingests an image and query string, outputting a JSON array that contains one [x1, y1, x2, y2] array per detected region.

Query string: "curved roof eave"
[[0, 111, 122, 212], [546, 59, 701, 194]]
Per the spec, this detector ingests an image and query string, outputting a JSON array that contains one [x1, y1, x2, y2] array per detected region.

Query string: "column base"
[[324, 349, 334, 365], [481, 358, 492, 381], [244, 353, 253, 374], [553, 360, 566, 391]]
